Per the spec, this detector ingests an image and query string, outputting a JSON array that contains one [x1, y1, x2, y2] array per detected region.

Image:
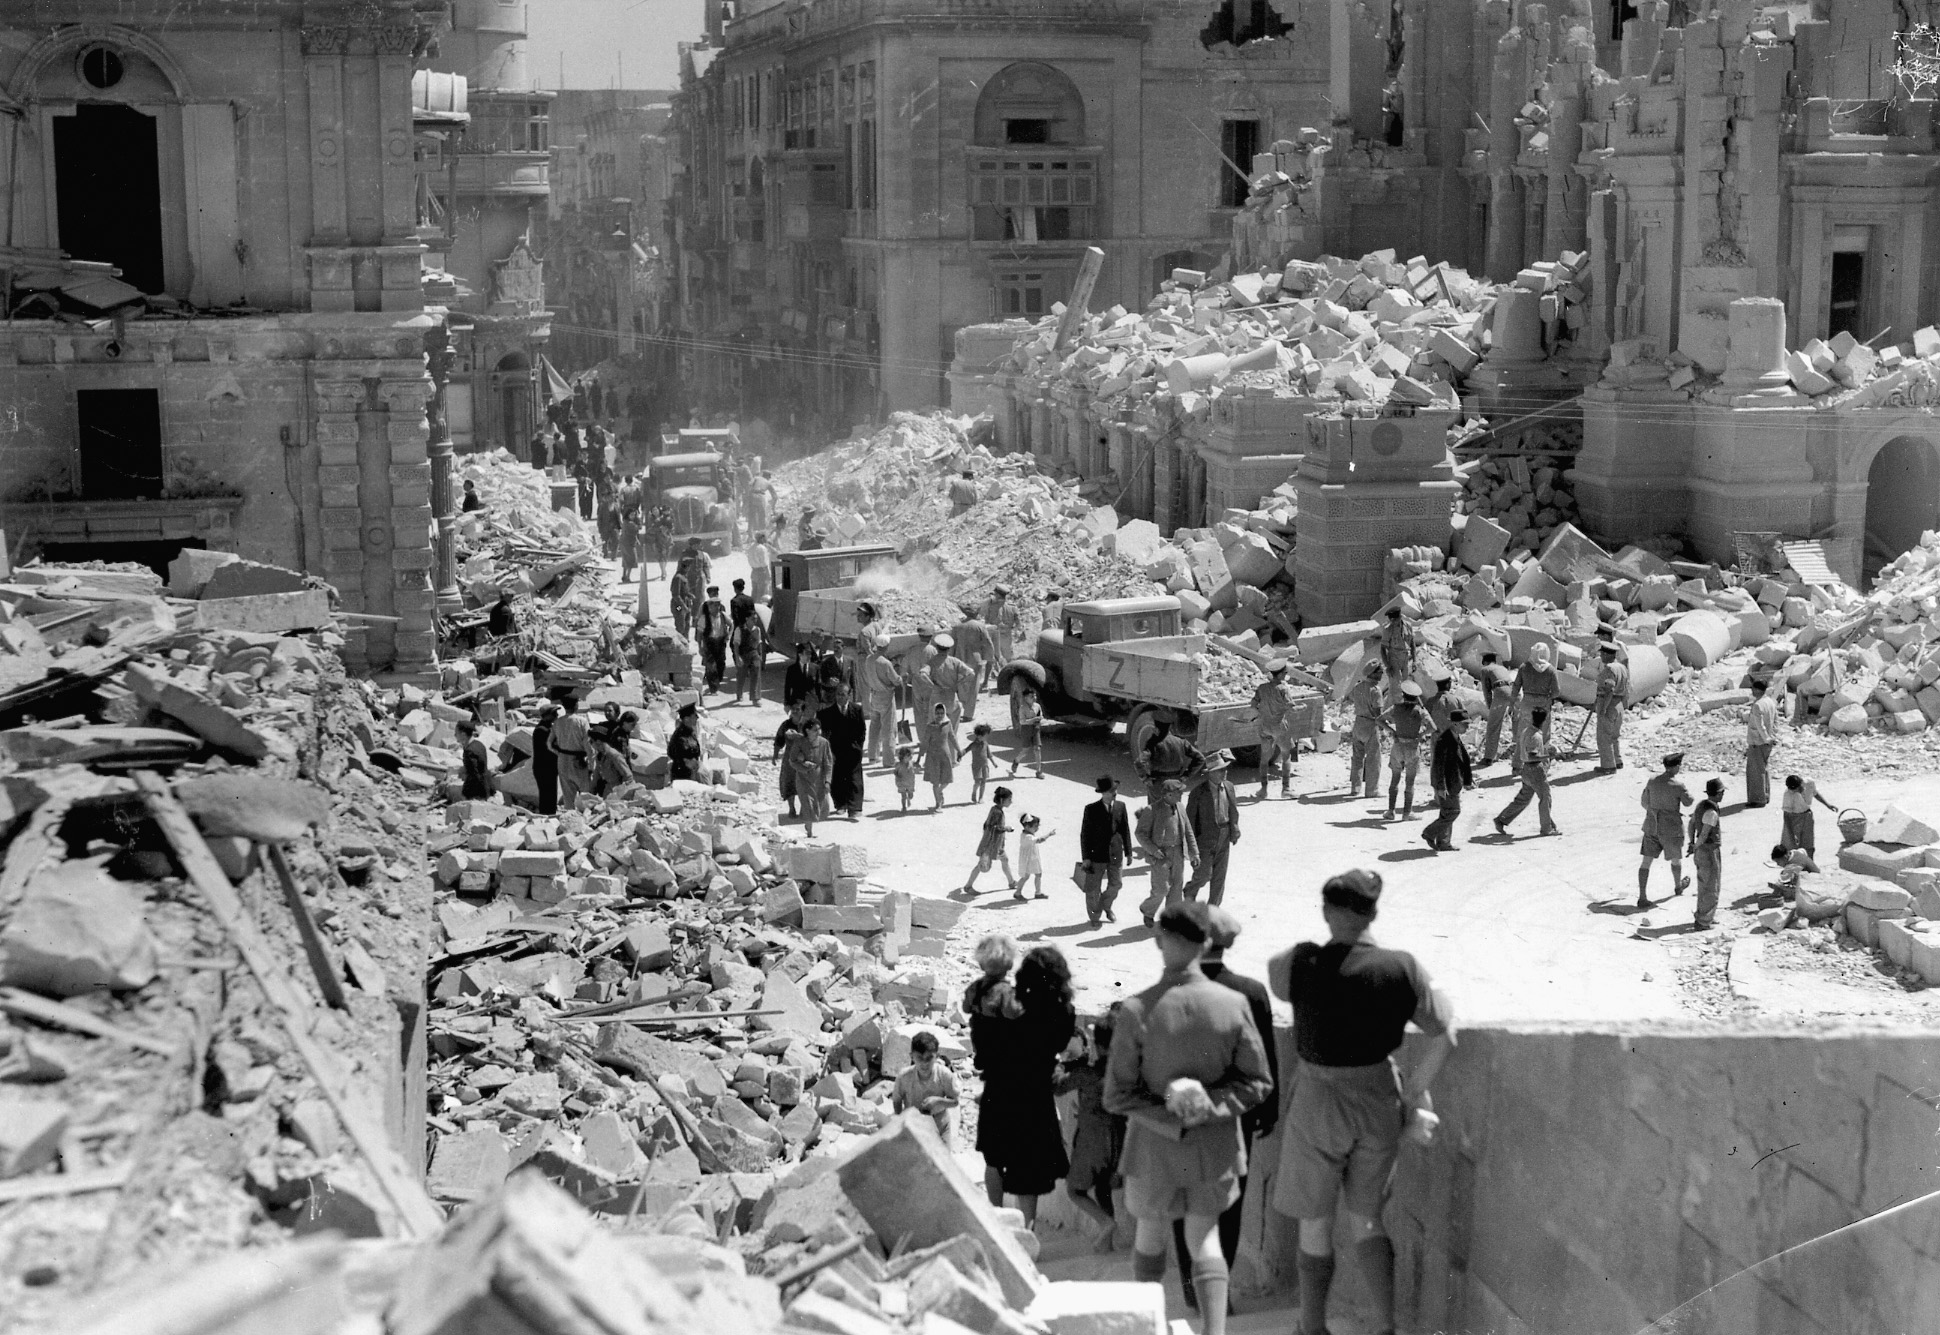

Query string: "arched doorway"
[[492, 352, 533, 456], [1864, 435, 1940, 582]]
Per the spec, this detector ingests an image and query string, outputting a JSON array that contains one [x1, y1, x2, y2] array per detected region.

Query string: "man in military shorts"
[[1639, 751, 1694, 909], [1270, 870, 1457, 1335]]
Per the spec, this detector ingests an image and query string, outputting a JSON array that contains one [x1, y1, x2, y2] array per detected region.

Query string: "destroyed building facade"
[[665, 0, 1332, 428]]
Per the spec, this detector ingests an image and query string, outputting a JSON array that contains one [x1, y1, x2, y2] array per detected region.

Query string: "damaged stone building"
[[666, 0, 1332, 429], [0, 0, 555, 673]]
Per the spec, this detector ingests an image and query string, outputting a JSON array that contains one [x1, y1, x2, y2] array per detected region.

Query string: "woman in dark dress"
[[817, 678, 868, 819], [530, 704, 559, 815], [971, 943, 1077, 1225]]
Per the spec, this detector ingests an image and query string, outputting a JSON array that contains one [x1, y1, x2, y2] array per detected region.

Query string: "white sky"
[[525, 0, 695, 92]]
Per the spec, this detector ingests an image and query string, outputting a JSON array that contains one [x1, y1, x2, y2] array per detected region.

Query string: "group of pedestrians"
[[956, 870, 1453, 1335]]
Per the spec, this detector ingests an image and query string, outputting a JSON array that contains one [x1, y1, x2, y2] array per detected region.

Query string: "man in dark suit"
[[1184, 749, 1242, 906], [1079, 774, 1133, 928], [1173, 904, 1279, 1317]]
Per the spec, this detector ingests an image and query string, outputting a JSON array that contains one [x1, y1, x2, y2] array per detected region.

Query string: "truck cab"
[[661, 427, 737, 458], [647, 451, 734, 549], [767, 543, 899, 653], [1038, 596, 1181, 708]]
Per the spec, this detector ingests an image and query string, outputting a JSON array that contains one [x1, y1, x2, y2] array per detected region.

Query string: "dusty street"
[[626, 556, 1940, 1030]]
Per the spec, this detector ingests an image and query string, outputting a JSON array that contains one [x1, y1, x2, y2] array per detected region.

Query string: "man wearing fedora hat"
[[1079, 774, 1134, 927], [1270, 870, 1456, 1335], [1184, 750, 1243, 906], [1593, 637, 1629, 773], [1689, 776, 1726, 930]]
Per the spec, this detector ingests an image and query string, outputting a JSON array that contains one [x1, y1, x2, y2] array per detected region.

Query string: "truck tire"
[[1124, 706, 1158, 768]]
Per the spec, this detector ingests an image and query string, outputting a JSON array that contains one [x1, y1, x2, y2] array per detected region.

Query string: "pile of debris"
[[995, 243, 1583, 421], [0, 566, 444, 1319], [1452, 452, 1583, 555]]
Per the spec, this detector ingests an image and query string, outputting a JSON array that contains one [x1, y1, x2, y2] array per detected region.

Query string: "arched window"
[[973, 63, 1085, 147]]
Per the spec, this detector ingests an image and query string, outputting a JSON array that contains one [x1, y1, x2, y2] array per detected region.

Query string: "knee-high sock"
[[1295, 1251, 1335, 1335], [1132, 1247, 1168, 1283], [1355, 1235, 1396, 1335], [1192, 1255, 1230, 1335]]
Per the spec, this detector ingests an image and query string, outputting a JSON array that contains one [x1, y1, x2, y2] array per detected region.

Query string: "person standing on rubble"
[[1252, 663, 1301, 802], [1270, 870, 1456, 1335], [1379, 606, 1414, 681], [548, 696, 594, 810], [591, 710, 638, 795], [458, 719, 493, 800], [461, 479, 484, 513], [981, 585, 1021, 684], [1744, 676, 1780, 807], [1135, 779, 1198, 928], [859, 641, 903, 767], [1637, 752, 1694, 909], [530, 703, 560, 815], [697, 585, 731, 694], [1593, 638, 1629, 773], [818, 678, 868, 821], [1105, 901, 1271, 1335], [1508, 643, 1559, 766], [1182, 750, 1241, 906], [1421, 708, 1474, 853], [1347, 661, 1386, 800], [668, 701, 705, 784], [1172, 906, 1278, 1320], [948, 467, 980, 516], [920, 700, 960, 810]]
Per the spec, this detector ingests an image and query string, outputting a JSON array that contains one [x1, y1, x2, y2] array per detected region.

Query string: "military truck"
[[645, 451, 736, 552], [764, 543, 899, 655], [998, 594, 1323, 763]]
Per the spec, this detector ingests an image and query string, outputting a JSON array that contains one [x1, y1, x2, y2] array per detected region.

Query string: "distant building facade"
[[668, 0, 1333, 429]]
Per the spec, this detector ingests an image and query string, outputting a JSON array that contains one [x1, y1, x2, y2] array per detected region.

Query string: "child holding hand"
[[963, 786, 1015, 894], [1011, 813, 1055, 901]]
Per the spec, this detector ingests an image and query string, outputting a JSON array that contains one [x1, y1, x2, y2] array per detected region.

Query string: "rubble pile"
[[1453, 452, 1582, 554], [0, 569, 440, 1318], [769, 412, 977, 544], [995, 243, 1581, 423], [1609, 315, 1940, 408], [1187, 645, 1268, 707]]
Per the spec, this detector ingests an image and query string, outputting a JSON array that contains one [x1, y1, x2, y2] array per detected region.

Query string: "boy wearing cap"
[[1171, 905, 1279, 1315], [1639, 752, 1695, 908], [1270, 871, 1456, 1335], [1105, 902, 1272, 1335], [1383, 681, 1428, 821], [1080, 775, 1134, 927], [1689, 776, 1726, 930], [1593, 639, 1629, 773], [1136, 779, 1198, 927], [1422, 707, 1475, 852], [1184, 750, 1243, 906]]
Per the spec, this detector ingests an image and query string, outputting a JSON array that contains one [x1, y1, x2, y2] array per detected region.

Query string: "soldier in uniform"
[[1593, 638, 1630, 773], [1638, 752, 1695, 908], [1251, 662, 1302, 802]]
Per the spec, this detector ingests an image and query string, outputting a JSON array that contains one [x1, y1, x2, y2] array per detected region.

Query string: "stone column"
[[312, 375, 369, 668], [426, 326, 460, 610], [379, 375, 438, 672]]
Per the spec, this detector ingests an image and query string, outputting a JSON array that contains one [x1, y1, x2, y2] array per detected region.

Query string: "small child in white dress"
[[1010, 813, 1055, 900]]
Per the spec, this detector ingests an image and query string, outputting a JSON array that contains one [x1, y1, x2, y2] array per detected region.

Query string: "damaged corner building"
[[0, 1, 555, 675]]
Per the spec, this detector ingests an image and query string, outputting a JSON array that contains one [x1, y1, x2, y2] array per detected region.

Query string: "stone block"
[[836, 1114, 1043, 1309], [1878, 918, 1918, 969], [1849, 882, 1914, 914], [763, 878, 806, 926], [0, 859, 159, 998], [754, 970, 825, 1039], [803, 904, 882, 934], [1025, 1282, 1168, 1335], [622, 922, 675, 970], [201, 559, 308, 600], [426, 1125, 512, 1201], [0, 1096, 68, 1177], [166, 547, 242, 596], [908, 895, 968, 930], [1455, 514, 1511, 571], [783, 845, 840, 885], [499, 850, 567, 877], [1297, 619, 1379, 664], [1871, 806, 1940, 848], [1840, 843, 1929, 880]]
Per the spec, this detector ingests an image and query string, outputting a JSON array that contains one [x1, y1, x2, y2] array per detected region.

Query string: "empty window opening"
[[1610, 1, 1639, 40], [1829, 247, 1867, 341], [54, 104, 164, 295], [1200, 0, 1292, 49], [78, 45, 125, 90], [78, 389, 164, 501], [998, 271, 1047, 317], [1005, 118, 1050, 144], [1383, 0, 1406, 146], [1219, 119, 1260, 208]]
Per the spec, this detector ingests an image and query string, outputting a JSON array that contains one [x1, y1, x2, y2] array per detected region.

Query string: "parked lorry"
[[998, 595, 1324, 764], [646, 451, 736, 552], [764, 543, 899, 654]]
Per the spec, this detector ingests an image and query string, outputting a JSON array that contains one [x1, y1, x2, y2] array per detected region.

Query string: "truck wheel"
[[1125, 706, 1158, 768]]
